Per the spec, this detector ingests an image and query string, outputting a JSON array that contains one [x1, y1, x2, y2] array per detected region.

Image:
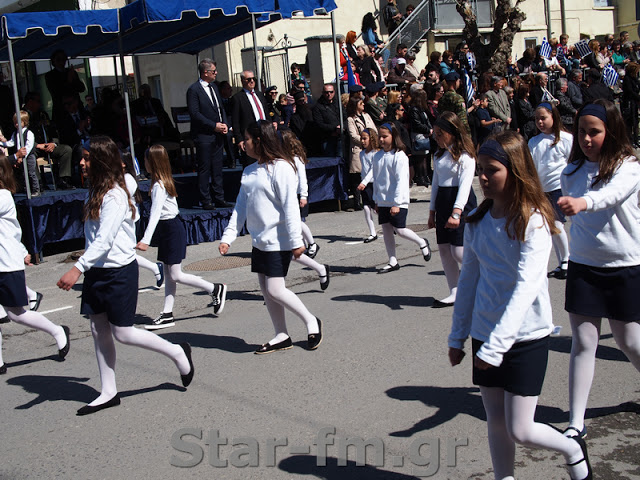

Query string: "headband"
[[478, 139, 510, 168], [380, 122, 393, 131], [579, 103, 607, 124], [537, 102, 553, 111], [434, 117, 457, 136], [362, 128, 371, 135]]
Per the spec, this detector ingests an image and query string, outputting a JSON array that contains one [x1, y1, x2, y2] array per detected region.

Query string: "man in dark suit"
[[231, 70, 268, 165], [186, 59, 231, 209], [131, 83, 179, 143]]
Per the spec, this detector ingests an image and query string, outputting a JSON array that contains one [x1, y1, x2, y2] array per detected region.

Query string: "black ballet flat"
[[255, 337, 293, 355], [0, 363, 6, 375], [0, 315, 9, 324], [58, 326, 71, 361], [76, 394, 121, 416], [180, 343, 194, 388], [567, 436, 592, 480], [308, 319, 322, 351], [378, 263, 400, 274], [320, 265, 330, 291], [564, 425, 587, 439], [30, 292, 44, 311], [432, 299, 454, 308], [421, 238, 431, 262], [363, 235, 378, 243]]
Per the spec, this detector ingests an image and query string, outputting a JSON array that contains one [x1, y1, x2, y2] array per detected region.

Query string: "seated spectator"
[[425, 51, 442, 76], [583, 68, 614, 103], [404, 52, 423, 82], [131, 83, 179, 145], [345, 31, 359, 65], [567, 69, 584, 109], [361, 12, 385, 54], [630, 40, 640, 63], [389, 43, 408, 71], [529, 72, 551, 108], [517, 47, 536, 74], [440, 50, 455, 76], [58, 92, 92, 168], [544, 47, 566, 76], [357, 45, 382, 86], [387, 58, 411, 85], [611, 41, 629, 71]]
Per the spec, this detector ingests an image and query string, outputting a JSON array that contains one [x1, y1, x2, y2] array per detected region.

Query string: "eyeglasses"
[[398, 108, 405, 111], [205, 69, 217, 74], [269, 91, 278, 95], [323, 91, 334, 95], [245, 77, 256, 82]]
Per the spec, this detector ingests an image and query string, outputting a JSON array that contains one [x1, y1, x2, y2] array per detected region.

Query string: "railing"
[[379, 0, 432, 60]]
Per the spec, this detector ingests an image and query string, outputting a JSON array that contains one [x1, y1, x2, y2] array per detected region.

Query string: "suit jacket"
[[231, 89, 268, 144], [186, 80, 228, 146], [486, 89, 511, 122]]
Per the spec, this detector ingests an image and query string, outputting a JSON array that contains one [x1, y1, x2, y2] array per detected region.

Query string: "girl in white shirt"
[[558, 100, 640, 441], [0, 155, 69, 375], [220, 121, 322, 354], [0, 111, 39, 196], [136, 145, 227, 330], [358, 123, 431, 274], [357, 128, 379, 243], [529, 103, 573, 279], [428, 112, 477, 307], [449, 130, 592, 480], [57, 136, 193, 416]]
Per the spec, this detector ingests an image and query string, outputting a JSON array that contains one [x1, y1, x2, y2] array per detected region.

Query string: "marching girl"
[[136, 145, 227, 330], [358, 123, 431, 274], [427, 111, 477, 307], [0, 286, 43, 323], [0, 155, 69, 375], [219, 121, 322, 354], [357, 128, 379, 243], [528, 102, 573, 279], [121, 152, 164, 288], [449, 130, 592, 480], [280, 129, 330, 291], [57, 136, 193, 415], [558, 100, 640, 441]]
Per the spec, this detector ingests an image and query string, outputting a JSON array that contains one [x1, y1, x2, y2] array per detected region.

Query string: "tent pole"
[[113, 56, 120, 90], [118, 30, 137, 173], [6, 37, 30, 198], [251, 14, 261, 88], [330, 11, 343, 135]]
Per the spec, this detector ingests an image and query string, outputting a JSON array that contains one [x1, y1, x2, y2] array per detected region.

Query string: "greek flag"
[[463, 68, 475, 103], [556, 48, 566, 63], [539, 37, 551, 59], [466, 52, 476, 70], [574, 39, 591, 58], [603, 64, 619, 87]]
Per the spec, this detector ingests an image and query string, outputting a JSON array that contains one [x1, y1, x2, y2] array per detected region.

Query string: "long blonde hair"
[[145, 144, 178, 198]]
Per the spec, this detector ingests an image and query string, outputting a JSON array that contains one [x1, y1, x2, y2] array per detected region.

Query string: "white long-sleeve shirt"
[[529, 131, 573, 192], [294, 156, 308, 199], [448, 211, 553, 367], [360, 149, 410, 208], [124, 173, 141, 222], [561, 157, 640, 267], [75, 185, 136, 273], [140, 180, 179, 245], [360, 149, 376, 184], [0, 189, 29, 272], [221, 160, 303, 251], [430, 151, 476, 212], [1, 127, 35, 157]]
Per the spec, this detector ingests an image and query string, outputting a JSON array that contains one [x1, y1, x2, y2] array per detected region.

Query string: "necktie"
[[250, 90, 265, 120], [208, 84, 222, 121]]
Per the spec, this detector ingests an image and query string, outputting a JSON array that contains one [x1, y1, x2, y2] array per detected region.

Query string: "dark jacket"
[[566, 80, 584, 109], [583, 82, 614, 104], [622, 74, 640, 120], [230, 89, 268, 144], [515, 98, 536, 140], [186, 80, 228, 146], [312, 96, 341, 139], [555, 91, 577, 128], [408, 106, 432, 136], [290, 104, 320, 156]]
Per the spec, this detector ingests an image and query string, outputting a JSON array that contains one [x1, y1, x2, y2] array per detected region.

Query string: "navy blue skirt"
[[565, 261, 640, 322], [361, 183, 375, 207], [251, 247, 292, 277], [472, 336, 549, 397], [81, 261, 139, 326], [435, 186, 477, 246], [156, 216, 187, 265], [0, 270, 28, 307], [378, 206, 408, 228], [545, 189, 566, 223]]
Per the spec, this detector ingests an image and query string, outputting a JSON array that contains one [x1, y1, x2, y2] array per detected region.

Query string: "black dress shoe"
[[58, 325, 70, 360], [0, 364, 6, 375], [202, 203, 216, 210], [421, 238, 431, 262], [378, 263, 400, 274], [363, 235, 378, 243], [30, 292, 44, 311], [308, 319, 322, 350], [77, 394, 121, 416], [255, 337, 293, 354], [180, 343, 194, 387], [213, 200, 232, 208], [0, 315, 9, 324], [320, 265, 330, 291], [567, 436, 592, 480], [432, 299, 454, 308]]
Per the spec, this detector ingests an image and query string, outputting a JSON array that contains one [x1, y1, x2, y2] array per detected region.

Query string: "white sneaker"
[[211, 283, 227, 315], [145, 312, 175, 330]]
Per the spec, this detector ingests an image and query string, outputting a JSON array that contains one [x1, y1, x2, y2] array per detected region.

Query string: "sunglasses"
[[245, 77, 256, 82], [323, 91, 335, 95]]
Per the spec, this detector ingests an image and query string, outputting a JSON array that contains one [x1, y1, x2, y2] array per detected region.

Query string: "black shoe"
[[29, 292, 44, 311], [320, 265, 330, 291], [421, 238, 431, 262], [155, 262, 164, 288], [0, 364, 6, 375], [211, 283, 227, 315], [363, 234, 378, 243], [308, 318, 322, 350], [58, 326, 71, 361], [306, 243, 319, 259], [213, 200, 232, 208], [432, 299, 454, 308], [0, 315, 9, 324], [567, 436, 592, 480], [564, 425, 588, 440], [378, 263, 400, 274], [255, 337, 293, 354], [77, 394, 121, 416], [179, 343, 194, 387], [145, 312, 175, 330], [202, 203, 216, 210], [548, 265, 568, 279]]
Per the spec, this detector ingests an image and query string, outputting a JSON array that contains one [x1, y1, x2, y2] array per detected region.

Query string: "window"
[[148, 75, 162, 104], [524, 37, 537, 51]]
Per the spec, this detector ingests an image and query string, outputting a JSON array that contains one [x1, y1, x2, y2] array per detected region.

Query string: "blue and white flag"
[[539, 37, 551, 59], [603, 64, 619, 87], [463, 68, 475, 103], [466, 52, 476, 70], [574, 39, 591, 58], [556, 48, 566, 63]]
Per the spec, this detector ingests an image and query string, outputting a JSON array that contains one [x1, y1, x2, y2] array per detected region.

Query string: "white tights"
[[163, 263, 213, 314], [363, 205, 376, 237], [568, 314, 640, 431], [551, 221, 570, 266], [136, 255, 161, 276], [87, 313, 189, 406], [480, 387, 586, 480], [439, 243, 464, 303], [5, 306, 67, 349], [293, 253, 326, 277], [301, 221, 314, 246], [258, 274, 318, 345], [381, 223, 427, 266], [0, 287, 38, 318]]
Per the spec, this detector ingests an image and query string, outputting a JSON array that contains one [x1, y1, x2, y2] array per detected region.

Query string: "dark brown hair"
[[245, 120, 295, 169], [534, 104, 566, 146], [145, 144, 178, 198], [379, 123, 406, 153], [280, 128, 308, 165], [0, 155, 16, 194], [434, 111, 475, 162]]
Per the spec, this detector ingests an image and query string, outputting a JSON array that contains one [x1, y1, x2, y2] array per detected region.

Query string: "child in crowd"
[[529, 102, 573, 279], [136, 145, 227, 330], [220, 121, 322, 354], [359, 123, 431, 274], [558, 100, 640, 441], [280, 129, 330, 290], [449, 130, 592, 480], [428, 112, 477, 306], [358, 128, 379, 243], [0, 155, 69, 375], [0, 111, 39, 196], [475, 93, 502, 147]]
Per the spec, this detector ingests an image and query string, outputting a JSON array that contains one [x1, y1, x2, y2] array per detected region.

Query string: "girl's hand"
[[57, 267, 82, 291], [474, 356, 492, 370], [357, 183, 366, 191], [292, 246, 305, 259], [219, 243, 230, 255], [135, 242, 149, 251], [557, 196, 587, 216], [299, 198, 308, 208], [427, 211, 436, 229], [449, 347, 465, 366], [390, 206, 400, 216], [445, 216, 460, 229], [24, 254, 32, 266]]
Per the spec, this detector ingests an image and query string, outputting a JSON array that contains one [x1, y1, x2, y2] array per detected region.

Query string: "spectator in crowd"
[[277, 93, 294, 128], [629, 40, 640, 63], [290, 63, 311, 99], [529, 72, 550, 108], [383, 0, 403, 35], [404, 52, 423, 82], [406, 4, 415, 15], [604, 33, 615, 51], [345, 31, 359, 64], [45, 49, 86, 126], [426, 51, 442, 76], [438, 71, 469, 134], [387, 103, 412, 155], [440, 50, 455, 76], [474, 93, 501, 146], [515, 84, 536, 140], [312, 83, 342, 156], [365, 82, 386, 125], [58, 92, 92, 167], [620, 30, 630, 44], [387, 58, 412, 85], [131, 83, 179, 144], [425, 65, 441, 86], [264, 86, 282, 125], [407, 89, 432, 186], [289, 91, 317, 154], [517, 47, 536, 74], [357, 45, 382, 86], [231, 70, 269, 164], [622, 62, 640, 147], [566, 69, 584, 109], [611, 41, 629, 71], [545, 47, 566, 76], [554, 78, 577, 131], [84, 95, 96, 113], [485, 76, 512, 128], [346, 97, 376, 210], [389, 43, 409, 72], [583, 68, 614, 103], [503, 85, 518, 133], [361, 12, 385, 54]]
